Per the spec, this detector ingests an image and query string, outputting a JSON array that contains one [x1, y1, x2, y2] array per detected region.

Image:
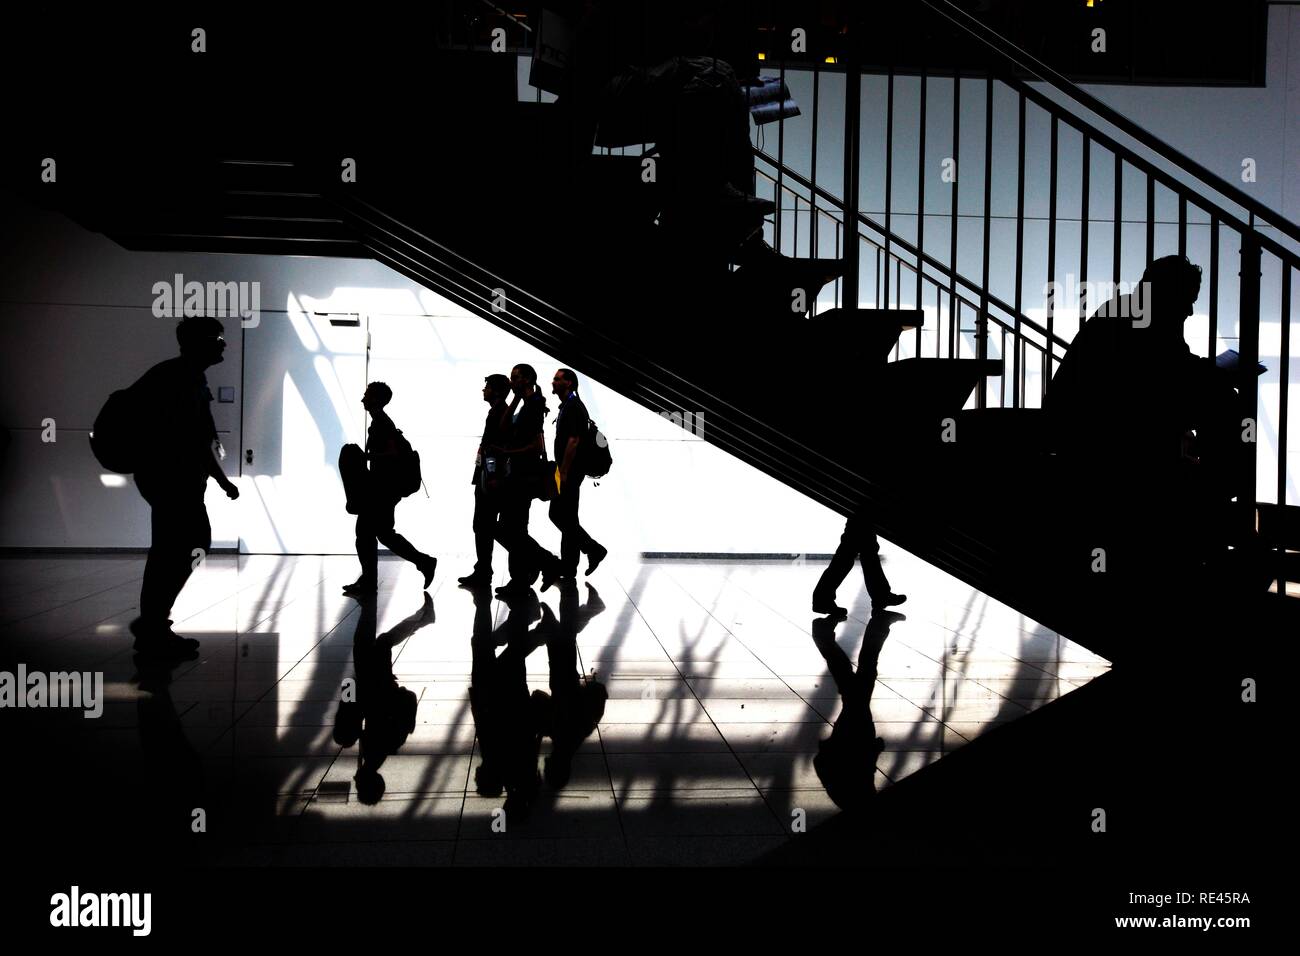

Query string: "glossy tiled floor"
[[0, 548, 1109, 866]]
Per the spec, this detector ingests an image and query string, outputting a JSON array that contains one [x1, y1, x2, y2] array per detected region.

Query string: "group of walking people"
[[337, 362, 609, 606], [122, 322, 606, 660]]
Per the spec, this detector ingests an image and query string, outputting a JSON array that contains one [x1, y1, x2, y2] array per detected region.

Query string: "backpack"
[[90, 386, 145, 474], [390, 429, 423, 498], [583, 419, 612, 478]]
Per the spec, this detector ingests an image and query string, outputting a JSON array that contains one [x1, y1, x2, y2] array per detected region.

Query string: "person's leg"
[[495, 490, 537, 588], [471, 487, 496, 577], [858, 527, 893, 601], [548, 483, 581, 577], [813, 518, 859, 610], [354, 510, 379, 586], [565, 478, 604, 573], [162, 495, 211, 632], [139, 502, 173, 626], [141, 483, 208, 619], [852, 516, 906, 607], [370, 497, 436, 587], [499, 489, 558, 592]]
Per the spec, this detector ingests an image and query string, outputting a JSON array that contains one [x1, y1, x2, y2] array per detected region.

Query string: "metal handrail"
[[918, 0, 1300, 256], [753, 150, 1071, 354]]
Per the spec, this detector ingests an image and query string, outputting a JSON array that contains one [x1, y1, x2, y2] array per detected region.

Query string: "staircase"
[[10, 1, 1297, 662]]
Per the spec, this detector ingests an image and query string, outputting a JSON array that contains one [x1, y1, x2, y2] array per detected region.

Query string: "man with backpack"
[[342, 381, 437, 596], [548, 368, 607, 579], [126, 316, 239, 658]]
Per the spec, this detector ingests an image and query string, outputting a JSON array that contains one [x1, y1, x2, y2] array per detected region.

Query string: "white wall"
[[0, 193, 844, 554]]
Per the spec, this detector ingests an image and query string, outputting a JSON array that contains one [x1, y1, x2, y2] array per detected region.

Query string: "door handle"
[[245, 449, 254, 465]]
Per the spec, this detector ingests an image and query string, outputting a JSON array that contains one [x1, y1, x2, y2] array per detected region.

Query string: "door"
[[239, 308, 368, 553]]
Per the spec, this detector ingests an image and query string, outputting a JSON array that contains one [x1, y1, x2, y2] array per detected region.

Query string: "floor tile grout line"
[[608, 569, 784, 834]]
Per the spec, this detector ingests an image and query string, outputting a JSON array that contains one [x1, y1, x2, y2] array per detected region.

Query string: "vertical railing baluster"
[[842, 43, 861, 311], [810, 60, 820, 266], [978, 75, 993, 407], [1178, 196, 1187, 258], [1045, 115, 1057, 400], [949, 68, 961, 359], [1081, 136, 1091, 319], [834, 214, 842, 306], [875, 250, 881, 309], [884, 67, 894, 310], [775, 52, 786, 253], [1145, 174, 1155, 263], [1209, 215, 1219, 354], [1238, 236, 1262, 539], [1279, 267, 1292, 585], [1013, 92, 1025, 408], [792, 193, 800, 260], [917, 64, 928, 345], [1000, 328, 1008, 407], [1113, 152, 1122, 287]]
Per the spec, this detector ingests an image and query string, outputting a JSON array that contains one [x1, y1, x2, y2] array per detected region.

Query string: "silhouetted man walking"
[[490, 364, 563, 601], [812, 511, 906, 617], [130, 316, 239, 658], [549, 368, 607, 579], [342, 382, 437, 596], [459, 373, 511, 589]]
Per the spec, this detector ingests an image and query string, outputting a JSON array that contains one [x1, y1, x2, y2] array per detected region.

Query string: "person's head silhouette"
[[483, 373, 510, 405], [361, 381, 393, 413], [176, 316, 226, 368], [1136, 255, 1202, 339]]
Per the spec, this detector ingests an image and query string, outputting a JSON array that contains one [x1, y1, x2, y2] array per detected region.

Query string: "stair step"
[[810, 307, 924, 329]]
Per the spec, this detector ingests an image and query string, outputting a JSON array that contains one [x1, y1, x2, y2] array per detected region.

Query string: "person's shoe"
[[419, 557, 438, 591], [131, 618, 199, 659], [495, 582, 531, 602], [458, 571, 491, 589], [539, 562, 562, 593], [342, 577, 377, 595], [160, 621, 201, 650], [872, 592, 907, 608], [585, 544, 608, 577], [811, 595, 848, 618]]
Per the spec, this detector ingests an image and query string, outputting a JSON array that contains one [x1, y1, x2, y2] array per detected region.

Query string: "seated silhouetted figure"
[[341, 382, 437, 596], [813, 510, 906, 617], [130, 317, 239, 659], [1046, 255, 1237, 581]]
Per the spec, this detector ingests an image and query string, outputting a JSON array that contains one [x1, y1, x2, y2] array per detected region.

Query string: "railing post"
[[842, 45, 861, 311], [1237, 236, 1262, 535]]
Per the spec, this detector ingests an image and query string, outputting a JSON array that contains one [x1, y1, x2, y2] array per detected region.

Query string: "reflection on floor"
[[0, 550, 1108, 866]]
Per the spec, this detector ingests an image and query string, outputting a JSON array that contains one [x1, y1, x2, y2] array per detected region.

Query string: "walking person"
[[458, 373, 512, 589], [548, 368, 607, 578], [812, 510, 906, 617], [341, 382, 437, 596], [490, 364, 563, 601], [129, 317, 239, 658]]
